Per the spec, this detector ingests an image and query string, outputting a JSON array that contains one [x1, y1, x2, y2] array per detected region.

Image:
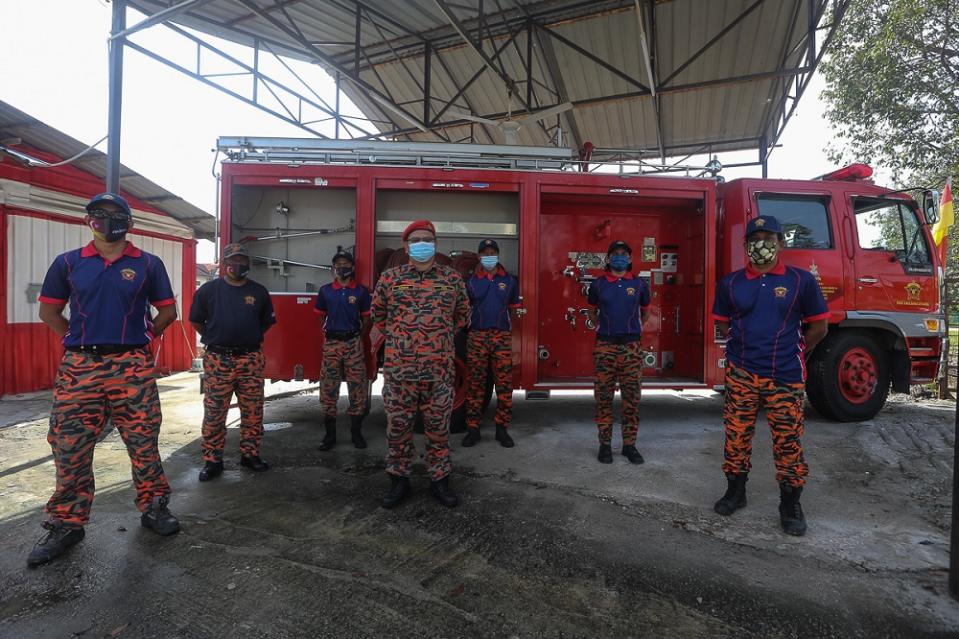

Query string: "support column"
[[106, 0, 126, 193]]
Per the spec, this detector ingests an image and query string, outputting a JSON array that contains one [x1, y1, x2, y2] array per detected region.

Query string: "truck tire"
[[806, 331, 890, 422]]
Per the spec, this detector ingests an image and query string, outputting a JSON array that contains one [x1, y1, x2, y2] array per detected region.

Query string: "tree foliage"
[[820, 0, 958, 187]]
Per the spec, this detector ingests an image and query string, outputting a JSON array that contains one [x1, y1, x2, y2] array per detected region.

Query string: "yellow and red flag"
[[932, 177, 954, 266]]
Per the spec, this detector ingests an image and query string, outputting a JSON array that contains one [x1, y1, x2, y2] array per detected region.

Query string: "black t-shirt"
[[189, 278, 276, 348]]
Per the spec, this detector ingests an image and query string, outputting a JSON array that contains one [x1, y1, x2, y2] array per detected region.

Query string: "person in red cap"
[[28, 192, 180, 567], [371, 219, 470, 509], [190, 242, 276, 482]]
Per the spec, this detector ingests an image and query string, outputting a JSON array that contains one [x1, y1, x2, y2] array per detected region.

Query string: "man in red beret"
[[371, 219, 470, 509]]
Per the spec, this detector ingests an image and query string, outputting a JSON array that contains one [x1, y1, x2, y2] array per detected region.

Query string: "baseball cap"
[[478, 239, 499, 252], [607, 240, 632, 255], [331, 250, 355, 265], [745, 215, 783, 237], [86, 192, 132, 217], [222, 243, 249, 260]]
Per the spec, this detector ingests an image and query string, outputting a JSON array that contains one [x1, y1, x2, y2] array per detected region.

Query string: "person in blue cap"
[[711, 214, 829, 536], [462, 239, 521, 448], [28, 192, 181, 567]]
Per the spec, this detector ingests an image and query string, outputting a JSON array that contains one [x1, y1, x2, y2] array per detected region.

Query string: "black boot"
[[494, 425, 515, 448], [429, 476, 459, 508], [240, 454, 270, 472], [714, 473, 748, 516], [779, 482, 807, 536], [198, 460, 223, 482], [140, 496, 180, 536], [598, 443, 613, 464], [350, 415, 367, 449], [621, 444, 644, 464], [26, 522, 85, 567], [319, 416, 336, 451], [381, 475, 411, 509], [461, 427, 481, 447]]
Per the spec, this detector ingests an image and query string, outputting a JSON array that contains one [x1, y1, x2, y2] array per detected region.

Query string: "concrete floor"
[[0, 373, 957, 638]]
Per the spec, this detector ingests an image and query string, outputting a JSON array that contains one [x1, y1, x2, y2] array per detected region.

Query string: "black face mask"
[[89, 216, 130, 242], [335, 266, 354, 279], [225, 264, 250, 280]]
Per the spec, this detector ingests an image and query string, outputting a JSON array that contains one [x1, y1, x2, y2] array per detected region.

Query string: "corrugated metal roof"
[[0, 100, 214, 239], [127, 0, 833, 159]]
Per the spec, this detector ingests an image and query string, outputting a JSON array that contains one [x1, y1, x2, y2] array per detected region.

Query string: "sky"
[[1, 1, 844, 262]]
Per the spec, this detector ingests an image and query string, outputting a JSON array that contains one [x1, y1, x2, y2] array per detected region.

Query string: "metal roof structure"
[[0, 100, 215, 239], [117, 0, 849, 175]]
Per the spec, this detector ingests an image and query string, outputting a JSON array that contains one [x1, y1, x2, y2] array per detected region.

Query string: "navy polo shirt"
[[467, 266, 520, 330], [189, 278, 276, 348], [314, 279, 371, 332], [587, 272, 651, 337], [712, 261, 830, 384], [39, 241, 176, 347]]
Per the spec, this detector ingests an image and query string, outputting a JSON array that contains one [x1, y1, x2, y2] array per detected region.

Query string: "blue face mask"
[[408, 241, 436, 263], [609, 254, 631, 271], [480, 255, 499, 270]]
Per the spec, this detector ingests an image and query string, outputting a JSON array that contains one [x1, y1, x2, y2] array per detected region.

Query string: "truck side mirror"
[[922, 189, 940, 224]]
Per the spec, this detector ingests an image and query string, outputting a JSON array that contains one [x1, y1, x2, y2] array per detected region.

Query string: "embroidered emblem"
[[120, 268, 136, 281], [774, 286, 788, 298], [348, 295, 357, 304], [244, 295, 256, 305], [626, 287, 636, 296], [754, 218, 765, 227], [484, 240, 494, 246], [498, 282, 507, 291]]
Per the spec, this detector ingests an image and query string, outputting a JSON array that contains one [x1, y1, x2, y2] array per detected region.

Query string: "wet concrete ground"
[[1, 373, 958, 638]]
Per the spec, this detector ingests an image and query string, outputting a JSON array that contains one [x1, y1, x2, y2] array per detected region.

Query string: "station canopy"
[[127, 0, 848, 165]]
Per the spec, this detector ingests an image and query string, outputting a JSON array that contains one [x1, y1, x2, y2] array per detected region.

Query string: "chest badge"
[[244, 295, 256, 305], [120, 268, 137, 281], [626, 287, 636, 296], [497, 282, 507, 291], [774, 286, 788, 298], [348, 295, 357, 304]]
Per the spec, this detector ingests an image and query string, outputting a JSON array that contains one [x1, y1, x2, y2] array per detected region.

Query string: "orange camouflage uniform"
[[372, 263, 470, 480]]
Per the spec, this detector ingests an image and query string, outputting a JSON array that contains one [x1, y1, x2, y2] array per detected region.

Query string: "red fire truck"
[[215, 138, 945, 425]]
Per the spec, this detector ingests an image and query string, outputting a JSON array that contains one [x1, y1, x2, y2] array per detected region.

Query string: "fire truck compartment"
[[229, 184, 358, 293], [535, 191, 706, 387]]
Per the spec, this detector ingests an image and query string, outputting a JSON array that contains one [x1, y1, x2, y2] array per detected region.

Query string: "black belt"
[[597, 334, 642, 345], [207, 344, 260, 355], [325, 330, 360, 341], [66, 344, 147, 355]]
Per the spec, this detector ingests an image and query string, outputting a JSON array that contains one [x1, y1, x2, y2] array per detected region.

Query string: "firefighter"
[[315, 250, 372, 450], [189, 243, 276, 481], [372, 220, 470, 509], [462, 239, 520, 448], [28, 192, 180, 567], [586, 240, 650, 465], [711, 215, 829, 536]]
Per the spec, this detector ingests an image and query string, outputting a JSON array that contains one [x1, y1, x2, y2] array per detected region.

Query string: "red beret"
[[402, 219, 436, 241]]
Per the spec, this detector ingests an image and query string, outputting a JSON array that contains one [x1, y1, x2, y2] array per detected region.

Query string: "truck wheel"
[[806, 332, 890, 422], [450, 331, 470, 433]]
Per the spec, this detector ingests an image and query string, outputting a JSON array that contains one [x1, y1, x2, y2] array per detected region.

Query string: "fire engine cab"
[[215, 138, 945, 426]]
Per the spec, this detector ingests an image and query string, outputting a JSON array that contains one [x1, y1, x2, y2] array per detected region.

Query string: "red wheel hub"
[[838, 347, 878, 404]]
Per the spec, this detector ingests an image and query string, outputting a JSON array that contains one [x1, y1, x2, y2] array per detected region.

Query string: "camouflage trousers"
[[383, 377, 452, 480], [466, 329, 513, 429], [593, 340, 643, 446], [320, 336, 368, 418], [722, 363, 809, 487], [202, 350, 265, 463], [45, 348, 169, 527]]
